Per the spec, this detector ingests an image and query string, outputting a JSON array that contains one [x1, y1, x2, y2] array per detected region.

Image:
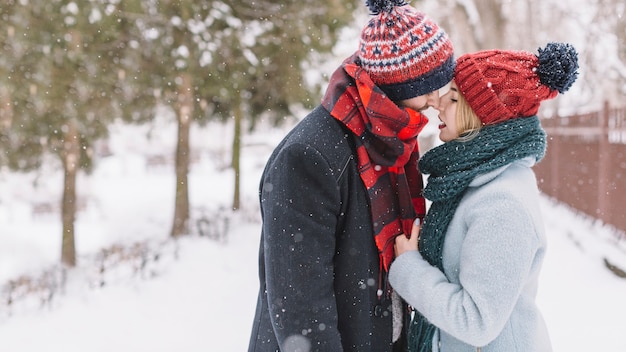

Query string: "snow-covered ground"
[[1, 118, 625, 351]]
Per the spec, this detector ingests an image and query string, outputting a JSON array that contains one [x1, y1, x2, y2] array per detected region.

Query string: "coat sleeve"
[[388, 193, 541, 347], [260, 141, 344, 351]]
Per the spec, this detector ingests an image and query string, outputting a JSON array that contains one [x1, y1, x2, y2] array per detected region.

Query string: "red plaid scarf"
[[321, 54, 428, 272]]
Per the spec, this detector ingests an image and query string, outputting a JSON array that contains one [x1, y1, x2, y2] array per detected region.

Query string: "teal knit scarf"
[[406, 115, 547, 352]]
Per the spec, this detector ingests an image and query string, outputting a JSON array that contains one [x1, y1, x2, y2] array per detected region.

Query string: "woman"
[[389, 43, 579, 352]]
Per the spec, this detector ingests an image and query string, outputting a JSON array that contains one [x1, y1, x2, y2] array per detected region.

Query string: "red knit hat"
[[454, 43, 579, 125], [359, 0, 455, 101]]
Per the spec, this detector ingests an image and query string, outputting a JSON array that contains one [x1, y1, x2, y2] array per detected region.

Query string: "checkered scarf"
[[322, 53, 428, 273]]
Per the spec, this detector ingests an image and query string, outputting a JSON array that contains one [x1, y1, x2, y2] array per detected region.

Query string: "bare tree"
[[419, 0, 624, 108]]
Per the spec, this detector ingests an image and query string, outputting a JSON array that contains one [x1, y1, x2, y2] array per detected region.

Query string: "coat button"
[[374, 305, 383, 317]]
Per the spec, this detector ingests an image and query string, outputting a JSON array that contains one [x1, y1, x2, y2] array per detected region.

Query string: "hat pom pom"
[[536, 42, 579, 94], [366, 0, 407, 14]]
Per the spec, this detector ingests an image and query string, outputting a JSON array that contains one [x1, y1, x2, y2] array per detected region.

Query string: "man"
[[248, 1, 454, 351]]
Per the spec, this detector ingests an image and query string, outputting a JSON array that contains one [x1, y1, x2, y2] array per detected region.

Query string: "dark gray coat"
[[248, 106, 398, 351]]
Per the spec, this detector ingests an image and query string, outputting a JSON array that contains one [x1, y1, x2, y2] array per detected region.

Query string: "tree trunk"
[[451, 0, 507, 54], [232, 98, 242, 211], [474, 0, 507, 49], [61, 119, 79, 267], [170, 72, 192, 237], [449, 2, 479, 54]]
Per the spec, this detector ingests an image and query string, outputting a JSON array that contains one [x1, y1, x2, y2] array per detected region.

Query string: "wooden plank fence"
[[535, 101, 626, 236]]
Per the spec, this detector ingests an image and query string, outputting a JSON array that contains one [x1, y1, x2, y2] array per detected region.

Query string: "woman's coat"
[[389, 157, 552, 352]]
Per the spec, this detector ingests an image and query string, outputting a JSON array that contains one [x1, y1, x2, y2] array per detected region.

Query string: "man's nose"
[[428, 92, 440, 109]]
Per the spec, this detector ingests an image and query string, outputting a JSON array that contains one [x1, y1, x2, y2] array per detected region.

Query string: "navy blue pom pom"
[[536, 42, 579, 94], [365, 0, 407, 15]]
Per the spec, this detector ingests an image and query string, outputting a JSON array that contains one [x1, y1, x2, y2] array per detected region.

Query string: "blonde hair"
[[455, 92, 482, 142]]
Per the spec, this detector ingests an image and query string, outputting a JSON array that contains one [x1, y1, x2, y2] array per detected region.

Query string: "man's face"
[[399, 90, 441, 112]]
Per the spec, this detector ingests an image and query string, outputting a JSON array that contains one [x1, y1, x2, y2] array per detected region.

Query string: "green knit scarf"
[[406, 115, 547, 352]]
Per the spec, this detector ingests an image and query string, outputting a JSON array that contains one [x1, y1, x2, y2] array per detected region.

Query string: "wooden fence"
[[535, 101, 626, 236]]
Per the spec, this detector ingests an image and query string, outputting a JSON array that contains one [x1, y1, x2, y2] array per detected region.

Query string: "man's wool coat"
[[248, 106, 397, 351]]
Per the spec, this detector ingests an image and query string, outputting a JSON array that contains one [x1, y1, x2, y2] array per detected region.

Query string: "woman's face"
[[436, 82, 460, 142]]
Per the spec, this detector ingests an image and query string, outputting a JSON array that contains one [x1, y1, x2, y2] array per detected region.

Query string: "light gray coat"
[[389, 157, 552, 352]]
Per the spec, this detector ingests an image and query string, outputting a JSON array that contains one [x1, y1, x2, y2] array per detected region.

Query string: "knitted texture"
[[359, 1, 455, 101], [322, 53, 429, 274], [454, 42, 579, 125], [407, 116, 547, 352]]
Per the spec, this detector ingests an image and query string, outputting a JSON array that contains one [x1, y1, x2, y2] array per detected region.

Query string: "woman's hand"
[[394, 218, 421, 256]]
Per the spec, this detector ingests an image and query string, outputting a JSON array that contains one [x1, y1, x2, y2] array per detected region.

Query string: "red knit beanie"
[[359, 0, 455, 101], [454, 43, 579, 125]]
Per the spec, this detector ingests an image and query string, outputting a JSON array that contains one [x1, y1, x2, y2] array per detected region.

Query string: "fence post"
[[549, 114, 560, 199], [597, 101, 610, 223]]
